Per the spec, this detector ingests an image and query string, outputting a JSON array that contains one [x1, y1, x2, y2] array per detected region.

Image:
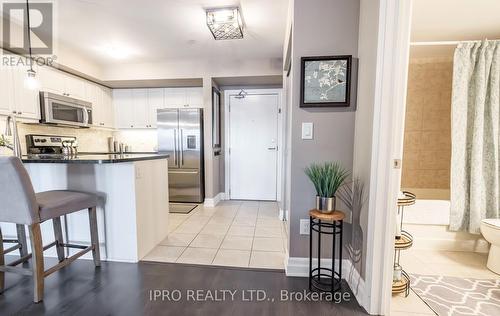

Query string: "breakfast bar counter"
[[1, 155, 170, 263], [21, 153, 169, 164]]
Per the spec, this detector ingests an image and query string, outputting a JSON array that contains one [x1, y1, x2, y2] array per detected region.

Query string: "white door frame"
[[224, 88, 284, 203], [363, 0, 413, 315]]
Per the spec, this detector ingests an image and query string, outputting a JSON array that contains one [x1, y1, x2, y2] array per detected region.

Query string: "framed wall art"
[[300, 55, 352, 107]]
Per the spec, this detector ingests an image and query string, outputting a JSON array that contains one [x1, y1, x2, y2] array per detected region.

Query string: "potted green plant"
[[305, 161, 350, 213]]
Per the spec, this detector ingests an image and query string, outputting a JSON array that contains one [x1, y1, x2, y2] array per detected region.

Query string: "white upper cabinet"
[[64, 74, 86, 100], [10, 65, 40, 120], [164, 88, 187, 108], [101, 87, 114, 128], [185, 87, 204, 108], [163, 87, 203, 108], [0, 66, 15, 116], [86, 83, 114, 128], [39, 66, 88, 101], [147, 88, 164, 128], [114, 89, 135, 128], [112, 87, 203, 129], [132, 89, 149, 128], [38, 66, 64, 95]]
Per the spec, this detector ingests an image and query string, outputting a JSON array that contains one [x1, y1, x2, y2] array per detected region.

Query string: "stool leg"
[[52, 217, 65, 262], [0, 228, 5, 294], [16, 224, 28, 258], [29, 223, 44, 303], [88, 207, 101, 267], [309, 216, 312, 290]]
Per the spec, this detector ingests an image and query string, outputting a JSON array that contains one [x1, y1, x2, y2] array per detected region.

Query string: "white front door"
[[229, 93, 279, 200]]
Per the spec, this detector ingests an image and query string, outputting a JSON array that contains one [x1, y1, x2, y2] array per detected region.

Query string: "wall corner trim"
[[203, 192, 226, 207], [285, 256, 368, 313]]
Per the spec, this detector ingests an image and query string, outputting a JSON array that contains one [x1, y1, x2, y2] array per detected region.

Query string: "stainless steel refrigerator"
[[157, 108, 204, 203]]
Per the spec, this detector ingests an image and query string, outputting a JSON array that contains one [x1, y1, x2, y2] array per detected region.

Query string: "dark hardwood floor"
[[0, 258, 368, 316]]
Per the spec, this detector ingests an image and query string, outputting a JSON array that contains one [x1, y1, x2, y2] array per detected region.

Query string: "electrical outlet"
[[300, 219, 310, 235]]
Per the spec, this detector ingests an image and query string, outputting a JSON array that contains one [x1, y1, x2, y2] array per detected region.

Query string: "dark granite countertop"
[[22, 153, 169, 164]]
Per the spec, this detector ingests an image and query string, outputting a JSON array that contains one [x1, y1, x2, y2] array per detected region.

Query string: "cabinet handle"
[[18, 112, 22, 115], [12, 111, 17, 114]]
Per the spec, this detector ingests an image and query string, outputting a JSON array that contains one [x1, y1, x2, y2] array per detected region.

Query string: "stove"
[[26, 134, 78, 155]]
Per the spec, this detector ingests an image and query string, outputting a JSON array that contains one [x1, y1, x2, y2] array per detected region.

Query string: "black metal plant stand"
[[308, 210, 345, 294]]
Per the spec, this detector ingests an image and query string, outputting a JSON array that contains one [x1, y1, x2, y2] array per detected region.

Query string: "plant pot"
[[316, 196, 336, 213]]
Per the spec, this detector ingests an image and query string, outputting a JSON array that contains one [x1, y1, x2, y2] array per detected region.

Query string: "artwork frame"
[[212, 87, 222, 156], [300, 55, 352, 108]]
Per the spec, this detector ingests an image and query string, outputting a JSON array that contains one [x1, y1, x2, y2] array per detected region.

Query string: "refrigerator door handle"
[[173, 129, 178, 165], [180, 128, 184, 166]]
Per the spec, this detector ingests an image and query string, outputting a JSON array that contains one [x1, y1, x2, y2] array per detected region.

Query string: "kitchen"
[[0, 0, 287, 269]]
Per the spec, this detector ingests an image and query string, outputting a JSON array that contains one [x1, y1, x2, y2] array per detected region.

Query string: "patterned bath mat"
[[410, 274, 500, 316]]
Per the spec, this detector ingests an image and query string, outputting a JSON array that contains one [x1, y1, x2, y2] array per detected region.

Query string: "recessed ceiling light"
[[206, 7, 243, 40]]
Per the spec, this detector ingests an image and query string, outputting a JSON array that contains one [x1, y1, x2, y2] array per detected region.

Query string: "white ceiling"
[[410, 0, 500, 58], [54, 0, 288, 66]]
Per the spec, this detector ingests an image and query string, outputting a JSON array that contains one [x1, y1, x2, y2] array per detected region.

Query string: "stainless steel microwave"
[[39, 91, 92, 128]]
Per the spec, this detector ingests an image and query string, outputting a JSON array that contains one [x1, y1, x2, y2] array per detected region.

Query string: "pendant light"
[[24, 0, 39, 90]]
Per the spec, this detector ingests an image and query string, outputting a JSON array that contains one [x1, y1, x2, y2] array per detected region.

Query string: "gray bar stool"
[[0, 156, 101, 303]]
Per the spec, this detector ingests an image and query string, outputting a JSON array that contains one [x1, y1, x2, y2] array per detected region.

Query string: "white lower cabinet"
[[113, 87, 203, 129]]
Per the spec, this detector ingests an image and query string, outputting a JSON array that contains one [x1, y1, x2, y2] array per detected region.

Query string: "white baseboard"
[[285, 256, 367, 312], [204, 192, 226, 207]]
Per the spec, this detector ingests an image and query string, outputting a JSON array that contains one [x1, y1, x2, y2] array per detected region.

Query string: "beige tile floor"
[[143, 200, 288, 269], [391, 248, 498, 315]]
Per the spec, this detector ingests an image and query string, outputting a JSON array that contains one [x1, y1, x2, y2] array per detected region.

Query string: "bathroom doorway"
[[389, 1, 500, 315]]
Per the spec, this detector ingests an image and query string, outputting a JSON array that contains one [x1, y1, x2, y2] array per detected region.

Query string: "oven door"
[[44, 98, 90, 127]]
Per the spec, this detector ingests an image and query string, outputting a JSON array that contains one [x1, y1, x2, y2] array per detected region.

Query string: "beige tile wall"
[[402, 59, 452, 190]]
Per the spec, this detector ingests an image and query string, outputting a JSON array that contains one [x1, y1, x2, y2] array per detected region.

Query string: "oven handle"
[[83, 107, 89, 125]]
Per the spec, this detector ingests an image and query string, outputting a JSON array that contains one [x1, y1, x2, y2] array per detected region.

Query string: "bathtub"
[[401, 188, 489, 253]]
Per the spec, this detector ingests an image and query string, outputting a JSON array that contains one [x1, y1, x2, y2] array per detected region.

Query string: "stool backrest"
[[0, 156, 39, 224]]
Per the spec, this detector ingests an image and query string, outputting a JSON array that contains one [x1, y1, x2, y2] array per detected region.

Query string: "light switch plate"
[[301, 122, 313, 140], [300, 219, 310, 235]]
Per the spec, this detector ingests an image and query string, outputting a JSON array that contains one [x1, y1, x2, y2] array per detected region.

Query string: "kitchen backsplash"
[[17, 123, 115, 153], [114, 129, 158, 152], [0, 117, 159, 155]]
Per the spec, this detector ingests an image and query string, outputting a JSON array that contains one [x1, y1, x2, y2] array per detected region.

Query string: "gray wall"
[[288, 0, 360, 258], [351, 0, 381, 279]]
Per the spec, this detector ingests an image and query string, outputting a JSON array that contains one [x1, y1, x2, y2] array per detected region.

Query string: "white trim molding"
[[285, 257, 366, 308], [204, 192, 226, 207], [362, 0, 413, 315]]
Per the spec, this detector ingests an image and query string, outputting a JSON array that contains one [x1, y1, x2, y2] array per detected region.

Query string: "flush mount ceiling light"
[[99, 44, 134, 60], [206, 7, 243, 40]]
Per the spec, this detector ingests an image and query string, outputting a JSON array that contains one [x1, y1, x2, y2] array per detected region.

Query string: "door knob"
[[267, 147, 277, 150]]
